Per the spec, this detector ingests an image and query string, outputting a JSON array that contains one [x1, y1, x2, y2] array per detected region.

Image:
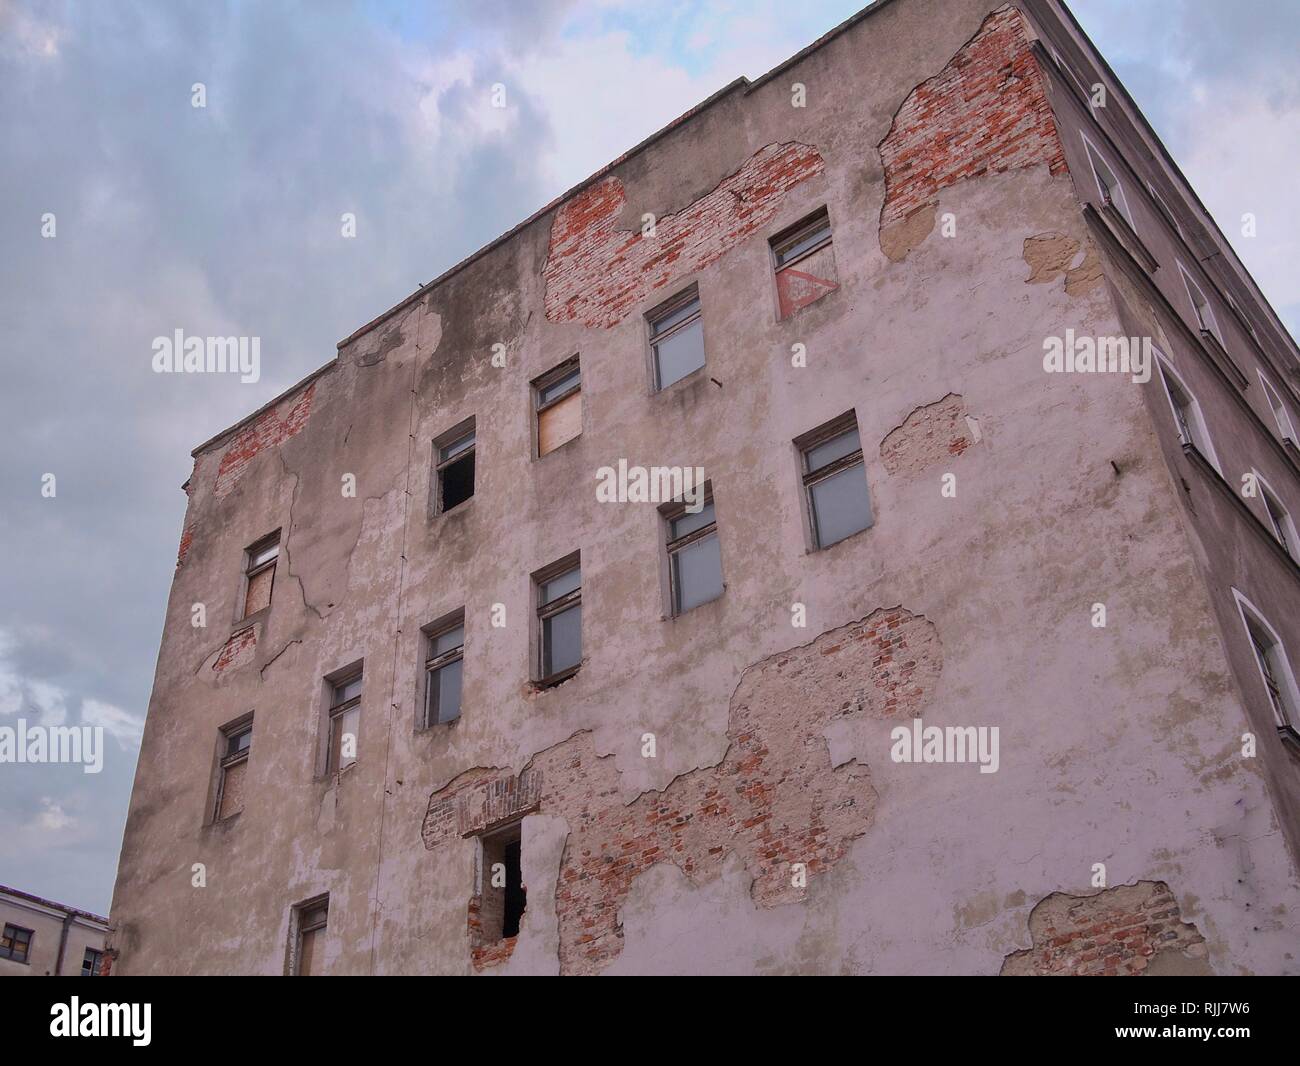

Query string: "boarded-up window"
[[216, 720, 252, 820], [242, 533, 279, 618], [294, 897, 328, 976], [535, 359, 581, 457], [771, 209, 838, 320]]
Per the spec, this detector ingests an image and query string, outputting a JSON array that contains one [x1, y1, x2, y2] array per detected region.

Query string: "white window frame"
[[1257, 370, 1297, 443], [1146, 181, 1181, 237], [1232, 588, 1300, 732], [1178, 262, 1224, 346], [1155, 353, 1221, 474], [1081, 133, 1134, 229], [1253, 469, 1299, 562]]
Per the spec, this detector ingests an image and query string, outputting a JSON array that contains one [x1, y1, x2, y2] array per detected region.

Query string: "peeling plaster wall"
[[109, 0, 1300, 976]]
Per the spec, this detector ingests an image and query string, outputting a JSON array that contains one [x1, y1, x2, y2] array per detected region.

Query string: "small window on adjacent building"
[[0, 924, 32, 963], [798, 415, 873, 549], [242, 532, 280, 618], [1258, 477, 1298, 562], [1258, 371, 1297, 442], [534, 358, 582, 457], [1082, 135, 1133, 229], [770, 208, 838, 320], [479, 822, 526, 943], [648, 287, 705, 390], [293, 896, 328, 976], [1156, 356, 1221, 473], [1235, 592, 1300, 734], [664, 492, 723, 615], [423, 613, 465, 727], [327, 671, 362, 773], [81, 947, 103, 976], [215, 718, 253, 820], [535, 557, 581, 685], [434, 421, 476, 513], [1179, 264, 1223, 345]]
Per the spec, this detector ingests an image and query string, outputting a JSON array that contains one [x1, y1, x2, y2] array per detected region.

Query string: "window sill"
[[652, 364, 708, 398], [234, 607, 269, 632], [533, 665, 581, 691]]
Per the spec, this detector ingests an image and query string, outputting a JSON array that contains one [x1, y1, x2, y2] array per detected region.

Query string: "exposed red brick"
[[880, 394, 976, 476], [176, 524, 195, 568], [1001, 881, 1209, 976], [423, 607, 942, 974], [543, 142, 825, 329], [878, 6, 1067, 253], [213, 383, 316, 498], [213, 625, 257, 674]]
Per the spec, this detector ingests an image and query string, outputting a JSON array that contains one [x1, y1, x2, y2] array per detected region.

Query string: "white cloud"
[[35, 797, 76, 833]]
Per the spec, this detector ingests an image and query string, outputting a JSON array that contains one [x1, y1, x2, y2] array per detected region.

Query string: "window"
[[215, 718, 253, 820], [242, 532, 279, 618], [1258, 476, 1299, 562], [1082, 135, 1134, 228], [798, 415, 873, 549], [534, 358, 582, 457], [648, 287, 704, 390], [478, 822, 526, 943], [434, 421, 476, 513], [1179, 264, 1223, 345], [664, 493, 723, 615], [327, 672, 362, 773], [770, 208, 838, 320], [1234, 591, 1300, 734], [81, 948, 103, 976], [0, 924, 32, 963], [423, 614, 465, 727], [293, 896, 328, 976], [1156, 356, 1221, 473], [1146, 181, 1181, 236], [1258, 371, 1297, 442], [535, 558, 581, 685]]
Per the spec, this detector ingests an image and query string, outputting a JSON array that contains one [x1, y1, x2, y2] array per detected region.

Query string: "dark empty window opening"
[[480, 823, 526, 942], [435, 424, 476, 513]]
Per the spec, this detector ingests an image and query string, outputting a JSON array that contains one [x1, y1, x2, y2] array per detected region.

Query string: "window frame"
[[241, 531, 280, 620], [326, 670, 363, 774], [533, 357, 582, 457], [214, 715, 253, 821], [0, 923, 33, 964], [1145, 180, 1182, 237], [291, 894, 329, 977], [433, 419, 477, 515], [1257, 370, 1297, 443], [1233, 589, 1300, 735], [663, 490, 723, 616], [1155, 354, 1222, 475], [81, 947, 103, 976], [534, 556, 582, 687], [1178, 262, 1224, 346], [796, 413, 873, 550], [422, 611, 466, 728], [769, 207, 834, 274], [1254, 470, 1299, 562], [1081, 133, 1135, 230], [647, 286, 705, 391]]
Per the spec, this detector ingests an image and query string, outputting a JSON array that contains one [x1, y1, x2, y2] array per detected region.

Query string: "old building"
[[0, 884, 110, 976], [109, 0, 1300, 975]]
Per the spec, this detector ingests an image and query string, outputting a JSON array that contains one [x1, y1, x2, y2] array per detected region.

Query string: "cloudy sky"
[[1, 0, 1296, 917]]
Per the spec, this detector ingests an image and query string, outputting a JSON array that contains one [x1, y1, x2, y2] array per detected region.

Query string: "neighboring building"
[[0, 884, 110, 976], [109, 0, 1300, 975]]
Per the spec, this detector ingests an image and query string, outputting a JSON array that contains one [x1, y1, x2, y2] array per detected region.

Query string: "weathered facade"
[[110, 0, 1300, 975]]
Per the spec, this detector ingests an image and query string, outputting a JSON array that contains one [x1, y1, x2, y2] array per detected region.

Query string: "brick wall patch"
[[212, 625, 257, 674], [880, 394, 978, 477], [424, 606, 943, 974], [543, 142, 825, 329], [878, 5, 1067, 261], [213, 383, 316, 498]]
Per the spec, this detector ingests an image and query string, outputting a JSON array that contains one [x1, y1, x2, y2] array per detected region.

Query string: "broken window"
[[478, 823, 526, 942], [215, 718, 253, 820], [242, 532, 279, 618], [1259, 372, 1297, 442], [327, 672, 362, 773], [1179, 264, 1223, 345], [648, 287, 705, 390], [534, 358, 582, 457], [293, 896, 328, 976], [665, 493, 723, 615], [1082, 136, 1134, 229], [536, 557, 581, 685], [81, 947, 103, 976], [434, 421, 476, 513], [798, 415, 873, 549], [1156, 356, 1220, 472], [770, 208, 838, 319], [423, 613, 465, 727], [0, 923, 32, 963]]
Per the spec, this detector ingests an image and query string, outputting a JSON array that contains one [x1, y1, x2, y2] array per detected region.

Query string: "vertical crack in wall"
[[423, 606, 943, 974]]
